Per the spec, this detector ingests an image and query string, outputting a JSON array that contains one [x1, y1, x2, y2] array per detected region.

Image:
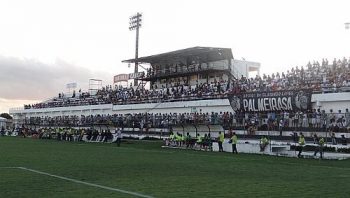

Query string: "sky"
[[0, 0, 349, 113]]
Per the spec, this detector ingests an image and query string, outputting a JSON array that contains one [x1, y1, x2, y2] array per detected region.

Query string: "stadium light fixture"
[[129, 12, 142, 86]]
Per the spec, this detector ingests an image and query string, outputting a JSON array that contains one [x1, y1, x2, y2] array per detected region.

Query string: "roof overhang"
[[122, 46, 233, 64]]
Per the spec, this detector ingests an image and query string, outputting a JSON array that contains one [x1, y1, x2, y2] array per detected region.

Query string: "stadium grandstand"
[[3, 2, 350, 197], [8, 47, 350, 158]]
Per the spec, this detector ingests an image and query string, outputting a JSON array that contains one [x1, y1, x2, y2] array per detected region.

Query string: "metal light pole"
[[129, 12, 142, 86]]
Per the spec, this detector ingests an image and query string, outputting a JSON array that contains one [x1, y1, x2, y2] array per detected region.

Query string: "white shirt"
[[116, 130, 122, 138]]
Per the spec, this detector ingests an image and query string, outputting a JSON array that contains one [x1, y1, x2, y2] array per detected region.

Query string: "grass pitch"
[[1, 137, 350, 198]]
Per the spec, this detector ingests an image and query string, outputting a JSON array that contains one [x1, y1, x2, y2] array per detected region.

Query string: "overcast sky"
[[0, 0, 349, 113]]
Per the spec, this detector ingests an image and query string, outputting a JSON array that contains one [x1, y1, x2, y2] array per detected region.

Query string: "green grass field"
[[1, 137, 350, 198]]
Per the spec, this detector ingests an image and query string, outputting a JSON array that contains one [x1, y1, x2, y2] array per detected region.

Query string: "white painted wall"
[[9, 92, 350, 125], [312, 92, 350, 112], [231, 59, 261, 78]]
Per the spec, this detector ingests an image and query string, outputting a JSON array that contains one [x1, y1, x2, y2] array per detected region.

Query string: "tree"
[[0, 113, 12, 120]]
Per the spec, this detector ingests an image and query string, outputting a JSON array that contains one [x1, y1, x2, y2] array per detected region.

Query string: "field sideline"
[[1, 137, 350, 197]]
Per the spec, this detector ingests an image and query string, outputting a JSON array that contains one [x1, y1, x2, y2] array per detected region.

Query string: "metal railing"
[[15, 86, 350, 110], [22, 112, 350, 133]]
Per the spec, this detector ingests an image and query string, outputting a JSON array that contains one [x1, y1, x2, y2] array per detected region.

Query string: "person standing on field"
[[115, 128, 122, 147], [231, 132, 238, 154], [259, 135, 269, 152], [218, 131, 224, 152], [279, 119, 284, 136], [297, 132, 305, 158], [314, 136, 325, 159]]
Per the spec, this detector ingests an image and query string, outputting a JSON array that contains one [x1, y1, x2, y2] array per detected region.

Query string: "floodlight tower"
[[129, 12, 142, 86]]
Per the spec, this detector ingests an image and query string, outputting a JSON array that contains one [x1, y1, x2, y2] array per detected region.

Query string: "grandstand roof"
[[122, 46, 233, 64]]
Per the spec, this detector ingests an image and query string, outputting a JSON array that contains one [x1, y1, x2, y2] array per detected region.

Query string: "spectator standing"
[[331, 132, 337, 145], [345, 109, 350, 127], [316, 109, 321, 128], [302, 112, 308, 128], [311, 109, 317, 128], [321, 110, 328, 131], [0, 126, 4, 136], [341, 135, 347, 145], [185, 132, 192, 148], [313, 133, 319, 144]]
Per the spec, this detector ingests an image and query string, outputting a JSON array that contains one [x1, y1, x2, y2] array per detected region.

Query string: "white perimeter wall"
[[231, 59, 261, 78], [10, 92, 350, 125], [312, 92, 350, 112]]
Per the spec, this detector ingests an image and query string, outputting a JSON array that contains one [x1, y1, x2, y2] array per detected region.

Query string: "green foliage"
[[0, 113, 12, 120], [0, 137, 350, 198]]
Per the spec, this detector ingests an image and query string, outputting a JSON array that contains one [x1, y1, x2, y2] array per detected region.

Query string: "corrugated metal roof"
[[122, 46, 233, 64]]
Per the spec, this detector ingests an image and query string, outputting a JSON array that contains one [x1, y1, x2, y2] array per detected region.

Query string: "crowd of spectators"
[[25, 108, 350, 133], [24, 57, 350, 109], [18, 127, 116, 143], [24, 90, 107, 109], [232, 58, 350, 94], [24, 81, 229, 109]]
